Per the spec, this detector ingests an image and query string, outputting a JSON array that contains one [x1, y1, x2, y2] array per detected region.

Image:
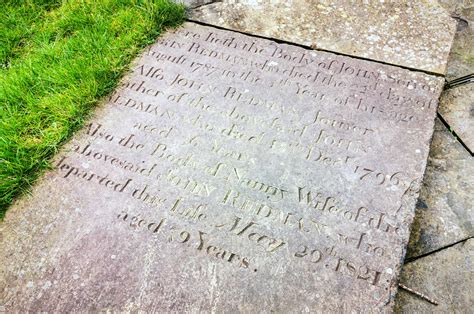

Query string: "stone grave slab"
[[0, 22, 445, 312], [190, 0, 457, 74], [439, 0, 474, 80]]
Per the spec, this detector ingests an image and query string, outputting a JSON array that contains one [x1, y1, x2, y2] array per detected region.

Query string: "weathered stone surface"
[[176, 0, 216, 10], [0, 22, 444, 312], [190, 0, 457, 74], [439, 0, 474, 80], [438, 84, 474, 153], [395, 239, 474, 313], [406, 119, 473, 259], [436, 1, 474, 154]]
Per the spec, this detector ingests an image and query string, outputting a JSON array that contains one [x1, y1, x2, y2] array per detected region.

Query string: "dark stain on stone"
[[416, 199, 428, 209], [452, 16, 469, 32]]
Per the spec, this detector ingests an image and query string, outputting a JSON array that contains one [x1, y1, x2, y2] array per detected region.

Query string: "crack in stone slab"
[[437, 112, 473, 156], [444, 73, 474, 89], [191, 0, 223, 10], [186, 18, 447, 78], [404, 236, 474, 264], [189, 0, 457, 74], [180, 0, 222, 10]]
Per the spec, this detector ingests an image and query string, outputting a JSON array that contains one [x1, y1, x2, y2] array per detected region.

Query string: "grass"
[[0, 0, 185, 216], [1, 0, 63, 68]]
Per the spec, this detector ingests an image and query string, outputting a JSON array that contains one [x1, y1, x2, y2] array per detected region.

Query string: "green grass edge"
[[0, 0, 186, 217]]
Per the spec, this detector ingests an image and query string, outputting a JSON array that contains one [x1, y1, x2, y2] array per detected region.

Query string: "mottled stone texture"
[[406, 119, 473, 259], [438, 84, 474, 152], [190, 0, 457, 74], [395, 239, 474, 313], [439, 0, 474, 80], [436, 0, 474, 153], [177, 0, 216, 9], [1, 23, 444, 312]]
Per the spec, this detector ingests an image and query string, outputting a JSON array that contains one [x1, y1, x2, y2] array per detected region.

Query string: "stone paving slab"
[[396, 2, 474, 311], [395, 239, 473, 313], [0, 22, 444, 312], [438, 84, 474, 153], [437, 0, 474, 154], [439, 0, 474, 80], [405, 118, 473, 259], [178, 0, 214, 9], [190, 0, 457, 74]]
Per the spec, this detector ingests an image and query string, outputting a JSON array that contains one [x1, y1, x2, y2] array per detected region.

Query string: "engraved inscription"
[[43, 22, 443, 312]]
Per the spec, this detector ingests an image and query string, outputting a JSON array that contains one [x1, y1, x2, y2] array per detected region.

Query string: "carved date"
[[354, 165, 403, 187], [294, 244, 385, 288]]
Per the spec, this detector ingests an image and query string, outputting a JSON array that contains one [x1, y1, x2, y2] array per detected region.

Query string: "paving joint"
[[436, 112, 473, 156], [404, 236, 473, 264], [185, 18, 447, 78], [444, 73, 474, 89], [187, 0, 222, 10]]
